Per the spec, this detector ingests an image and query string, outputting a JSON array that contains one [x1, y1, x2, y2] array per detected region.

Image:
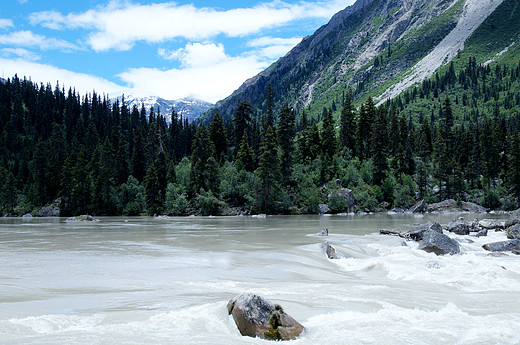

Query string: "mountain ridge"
[[113, 95, 213, 123], [204, 0, 511, 123]]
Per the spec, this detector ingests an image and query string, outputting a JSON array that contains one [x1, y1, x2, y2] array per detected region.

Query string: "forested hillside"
[[2, 0, 520, 216], [2, 53, 520, 216]]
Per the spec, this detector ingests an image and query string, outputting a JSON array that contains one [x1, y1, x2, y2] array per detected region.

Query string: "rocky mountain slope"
[[204, 0, 512, 122]]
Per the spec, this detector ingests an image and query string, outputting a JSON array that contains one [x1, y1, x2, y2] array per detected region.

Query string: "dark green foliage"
[[209, 112, 227, 162], [277, 104, 296, 184], [256, 125, 281, 213]]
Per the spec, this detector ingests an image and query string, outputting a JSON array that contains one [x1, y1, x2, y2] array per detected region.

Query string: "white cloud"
[[1, 48, 40, 61], [159, 42, 227, 67], [29, 0, 352, 52], [0, 57, 129, 96], [0, 19, 14, 29], [0, 30, 79, 51], [247, 36, 302, 59], [118, 54, 267, 103]]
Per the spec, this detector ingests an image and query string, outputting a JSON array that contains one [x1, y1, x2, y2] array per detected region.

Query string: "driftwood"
[[379, 229, 409, 239]]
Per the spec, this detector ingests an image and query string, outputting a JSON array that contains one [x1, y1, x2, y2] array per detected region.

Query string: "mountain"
[[204, 0, 516, 122], [117, 95, 213, 123]]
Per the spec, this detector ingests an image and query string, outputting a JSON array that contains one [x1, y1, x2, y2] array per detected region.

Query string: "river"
[[1, 214, 519, 344]]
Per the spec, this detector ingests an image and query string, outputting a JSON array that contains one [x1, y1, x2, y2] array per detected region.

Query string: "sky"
[[0, 0, 355, 103]]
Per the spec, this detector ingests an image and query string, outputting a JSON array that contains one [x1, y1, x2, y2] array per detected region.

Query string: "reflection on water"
[[1, 214, 519, 344]]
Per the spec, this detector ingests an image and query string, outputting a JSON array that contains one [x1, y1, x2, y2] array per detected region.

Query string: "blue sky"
[[0, 0, 354, 103]]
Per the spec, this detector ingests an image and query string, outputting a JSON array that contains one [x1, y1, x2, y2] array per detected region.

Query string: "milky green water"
[[1, 214, 519, 344]]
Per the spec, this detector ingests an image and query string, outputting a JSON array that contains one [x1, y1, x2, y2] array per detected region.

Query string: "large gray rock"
[[425, 199, 487, 213], [482, 239, 520, 252], [327, 188, 355, 213], [506, 224, 520, 240], [505, 210, 520, 228], [446, 217, 470, 235], [227, 294, 304, 340], [38, 198, 61, 217], [407, 222, 443, 241], [407, 199, 426, 213], [321, 242, 338, 259], [418, 230, 460, 255], [318, 204, 331, 214], [477, 219, 505, 231]]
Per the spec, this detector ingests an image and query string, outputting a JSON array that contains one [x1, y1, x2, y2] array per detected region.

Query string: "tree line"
[[1, 56, 520, 216]]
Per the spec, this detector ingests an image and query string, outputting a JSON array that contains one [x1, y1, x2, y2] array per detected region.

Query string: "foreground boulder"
[[418, 230, 460, 255], [321, 242, 338, 259], [482, 239, 520, 252], [227, 294, 304, 340], [407, 222, 443, 241], [507, 224, 520, 239], [446, 217, 470, 235]]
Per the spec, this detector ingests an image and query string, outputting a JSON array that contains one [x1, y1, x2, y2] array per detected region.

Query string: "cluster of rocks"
[[380, 211, 520, 255]]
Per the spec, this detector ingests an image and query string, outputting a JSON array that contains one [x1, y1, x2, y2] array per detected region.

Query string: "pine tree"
[[277, 104, 295, 184], [256, 125, 280, 212], [370, 106, 389, 185], [236, 132, 255, 172], [233, 101, 253, 147], [339, 92, 356, 154], [209, 112, 227, 162]]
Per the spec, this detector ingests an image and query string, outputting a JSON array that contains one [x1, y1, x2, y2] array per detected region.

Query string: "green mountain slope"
[[203, 0, 516, 123]]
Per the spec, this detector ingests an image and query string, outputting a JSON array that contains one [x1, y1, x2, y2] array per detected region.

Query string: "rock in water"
[[477, 219, 505, 231], [227, 294, 304, 340], [507, 224, 520, 240], [407, 222, 443, 241], [482, 239, 520, 252], [317, 228, 329, 236], [418, 230, 460, 255], [446, 217, 470, 235], [321, 242, 338, 259]]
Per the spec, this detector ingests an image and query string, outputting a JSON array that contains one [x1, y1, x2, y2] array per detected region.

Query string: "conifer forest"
[[2, 56, 520, 216]]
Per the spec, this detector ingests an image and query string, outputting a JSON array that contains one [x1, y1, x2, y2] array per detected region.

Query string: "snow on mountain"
[[116, 95, 213, 123]]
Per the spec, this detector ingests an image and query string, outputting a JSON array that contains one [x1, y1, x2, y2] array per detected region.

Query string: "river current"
[[1, 214, 519, 344]]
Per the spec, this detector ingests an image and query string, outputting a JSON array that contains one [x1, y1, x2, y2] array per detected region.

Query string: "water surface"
[[1, 214, 519, 344]]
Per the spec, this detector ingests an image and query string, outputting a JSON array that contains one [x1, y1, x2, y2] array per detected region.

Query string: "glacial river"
[[1, 214, 519, 344]]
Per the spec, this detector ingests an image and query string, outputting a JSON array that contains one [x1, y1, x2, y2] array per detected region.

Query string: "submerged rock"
[[65, 215, 99, 222], [418, 230, 460, 255], [321, 242, 338, 259], [317, 228, 329, 236], [407, 222, 442, 241], [446, 217, 470, 235], [227, 293, 304, 340], [482, 239, 520, 252]]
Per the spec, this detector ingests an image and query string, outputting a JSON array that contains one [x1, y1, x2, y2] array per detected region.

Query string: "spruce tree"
[[257, 125, 280, 213], [277, 104, 295, 184]]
